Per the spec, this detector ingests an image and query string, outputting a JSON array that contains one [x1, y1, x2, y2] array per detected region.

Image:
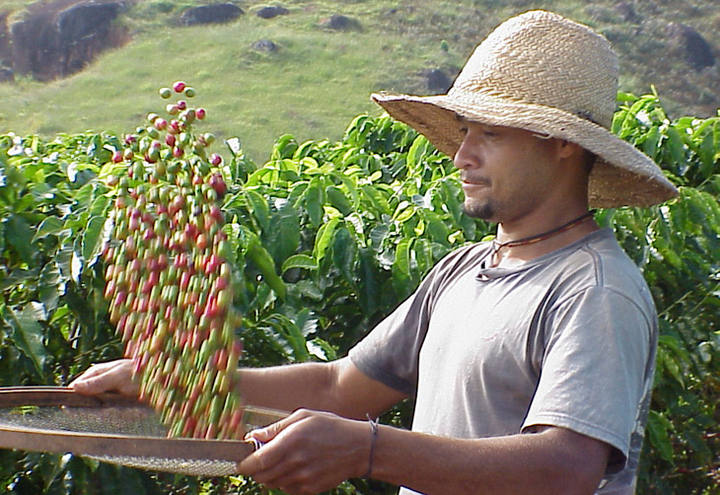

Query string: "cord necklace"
[[490, 210, 596, 265]]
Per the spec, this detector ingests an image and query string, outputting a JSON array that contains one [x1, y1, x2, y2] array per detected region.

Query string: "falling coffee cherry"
[[102, 82, 243, 441]]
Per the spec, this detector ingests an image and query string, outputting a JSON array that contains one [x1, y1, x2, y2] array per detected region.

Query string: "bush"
[[0, 90, 717, 493]]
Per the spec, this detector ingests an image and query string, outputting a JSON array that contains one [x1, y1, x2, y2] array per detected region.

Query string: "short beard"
[[462, 200, 496, 221]]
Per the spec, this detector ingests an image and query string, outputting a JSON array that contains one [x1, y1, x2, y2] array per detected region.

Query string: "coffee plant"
[[0, 88, 717, 494]]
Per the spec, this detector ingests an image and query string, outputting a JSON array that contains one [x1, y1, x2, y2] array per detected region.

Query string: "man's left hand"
[[238, 408, 371, 495]]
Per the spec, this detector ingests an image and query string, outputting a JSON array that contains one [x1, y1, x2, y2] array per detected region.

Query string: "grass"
[[1, 0, 718, 162], [0, 10, 415, 161]]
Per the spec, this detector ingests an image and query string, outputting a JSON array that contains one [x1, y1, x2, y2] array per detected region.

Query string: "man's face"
[[453, 121, 562, 224]]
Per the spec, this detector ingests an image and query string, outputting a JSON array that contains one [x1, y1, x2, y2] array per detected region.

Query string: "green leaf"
[[313, 217, 340, 265], [647, 410, 674, 463], [244, 189, 270, 231], [666, 127, 687, 170], [8, 303, 48, 380], [307, 337, 337, 361], [271, 134, 299, 160], [263, 314, 309, 362], [332, 226, 357, 285], [304, 178, 324, 227], [361, 184, 391, 215], [697, 131, 715, 180], [641, 125, 661, 159], [5, 214, 35, 264], [38, 262, 64, 312], [33, 217, 68, 242], [357, 247, 379, 315], [392, 237, 413, 297], [326, 185, 352, 216], [369, 223, 389, 250], [406, 135, 430, 170], [393, 200, 416, 223], [247, 239, 286, 300], [281, 254, 318, 273], [81, 215, 107, 267], [413, 238, 434, 277]]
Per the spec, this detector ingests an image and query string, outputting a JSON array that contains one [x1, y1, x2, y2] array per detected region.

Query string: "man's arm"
[[239, 411, 611, 495], [237, 357, 406, 418], [373, 424, 611, 494], [69, 356, 406, 419]]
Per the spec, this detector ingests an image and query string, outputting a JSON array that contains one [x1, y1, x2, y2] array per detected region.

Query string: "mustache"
[[461, 174, 490, 186]]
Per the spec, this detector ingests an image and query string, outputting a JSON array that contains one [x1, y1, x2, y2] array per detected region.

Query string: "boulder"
[[319, 14, 360, 31], [0, 65, 13, 83], [424, 68, 452, 93], [57, 1, 122, 44], [614, 1, 640, 23], [252, 39, 278, 52], [256, 5, 289, 19], [179, 3, 243, 26], [666, 22, 715, 71]]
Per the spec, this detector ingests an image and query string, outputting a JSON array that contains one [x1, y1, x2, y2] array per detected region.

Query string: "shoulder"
[[576, 229, 653, 304], [557, 229, 649, 290], [540, 229, 656, 319]]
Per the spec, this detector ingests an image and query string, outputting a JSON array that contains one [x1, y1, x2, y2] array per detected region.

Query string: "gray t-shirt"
[[349, 228, 657, 494]]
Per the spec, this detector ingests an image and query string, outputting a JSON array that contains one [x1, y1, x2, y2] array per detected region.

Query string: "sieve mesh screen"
[[0, 387, 285, 475], [86, 454, 240, 477], [0, 403, 167, 436]]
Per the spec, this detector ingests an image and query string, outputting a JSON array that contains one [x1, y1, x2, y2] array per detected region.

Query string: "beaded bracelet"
[[364, 414, 379, 479]]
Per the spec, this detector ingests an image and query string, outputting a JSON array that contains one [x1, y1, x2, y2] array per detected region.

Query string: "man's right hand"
[[69, 359, 138, 397]]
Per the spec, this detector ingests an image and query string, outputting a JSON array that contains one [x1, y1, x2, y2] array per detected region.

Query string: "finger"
[[70, 360, 135, 395], [264, 465, 321, 495], [69, 361, 117, 384], [245, 408, 311, 443], [238, 433, 290, 476]]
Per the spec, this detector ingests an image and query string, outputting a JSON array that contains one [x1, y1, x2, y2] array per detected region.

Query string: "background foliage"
[[1, 0, 719, 163], [0, 90, 718, 494]]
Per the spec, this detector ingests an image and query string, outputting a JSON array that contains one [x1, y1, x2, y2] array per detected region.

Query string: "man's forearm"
[[237, 361, 340, 414], [236, 357, 406, 419], [371, 425, 610, 495]]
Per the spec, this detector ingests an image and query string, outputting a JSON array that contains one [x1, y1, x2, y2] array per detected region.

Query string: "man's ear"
[[555, 140, 595, 177], [555, 139, 585, 160]]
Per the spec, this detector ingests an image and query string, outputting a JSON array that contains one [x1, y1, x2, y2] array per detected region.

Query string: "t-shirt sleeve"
[[348, 245, 480, 396], [348, 289, 431, 396], [522, 286, 653, 472]]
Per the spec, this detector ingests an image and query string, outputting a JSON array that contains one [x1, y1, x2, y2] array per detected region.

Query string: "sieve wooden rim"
[[0, 386, 286, 462]]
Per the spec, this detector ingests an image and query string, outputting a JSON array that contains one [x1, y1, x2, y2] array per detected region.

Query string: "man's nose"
[[453, 134, 476, 170]]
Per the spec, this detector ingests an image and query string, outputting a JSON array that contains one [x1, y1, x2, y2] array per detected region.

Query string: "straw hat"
[[372, 10, 678, 208]]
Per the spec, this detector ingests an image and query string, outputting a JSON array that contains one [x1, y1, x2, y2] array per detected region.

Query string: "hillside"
[[0, 0, 718, 163]]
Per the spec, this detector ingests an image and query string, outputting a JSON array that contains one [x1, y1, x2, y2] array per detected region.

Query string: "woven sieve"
[[0, 387, 286, 476]]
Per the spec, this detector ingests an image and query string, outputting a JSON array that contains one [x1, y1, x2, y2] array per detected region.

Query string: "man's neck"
[[492, 208, 599, 267]]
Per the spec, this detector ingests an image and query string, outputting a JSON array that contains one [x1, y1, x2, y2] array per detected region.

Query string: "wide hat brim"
[[372, 91, 679, 208]]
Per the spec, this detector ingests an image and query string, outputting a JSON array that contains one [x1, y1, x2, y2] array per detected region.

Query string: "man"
[[71, 10, 678, 494]]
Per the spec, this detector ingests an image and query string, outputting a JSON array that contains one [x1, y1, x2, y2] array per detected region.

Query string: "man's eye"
[[459, 126, 468, 135]]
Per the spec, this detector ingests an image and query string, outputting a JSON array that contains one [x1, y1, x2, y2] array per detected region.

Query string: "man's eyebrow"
[[454, 114, 498, 131]]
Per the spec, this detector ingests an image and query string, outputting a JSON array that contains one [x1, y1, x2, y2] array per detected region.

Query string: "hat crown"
[[451, 10, 618, 128]]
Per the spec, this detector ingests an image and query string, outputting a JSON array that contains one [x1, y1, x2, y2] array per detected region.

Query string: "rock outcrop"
[[179, 3, 243, 26], [9, 0, 127, 81]]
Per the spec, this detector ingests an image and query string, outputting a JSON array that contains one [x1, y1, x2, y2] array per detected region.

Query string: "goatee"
[[462, 200, 495, 221]]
